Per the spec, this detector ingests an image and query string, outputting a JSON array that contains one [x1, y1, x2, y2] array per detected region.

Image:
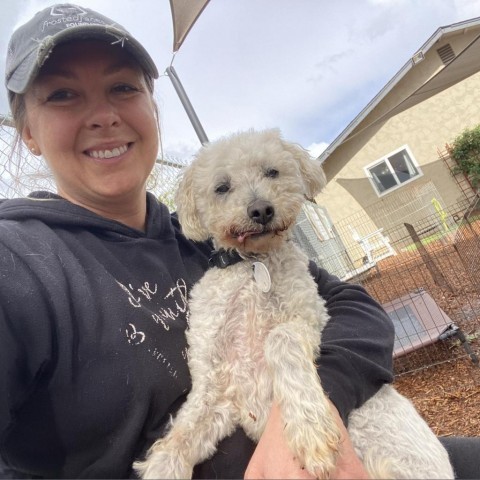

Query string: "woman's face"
[[22, 40, 159, 213]]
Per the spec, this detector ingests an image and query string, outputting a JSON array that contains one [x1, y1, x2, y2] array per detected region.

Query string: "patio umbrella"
[[167, 0, 211, 144], [170, 0, 210, 52]]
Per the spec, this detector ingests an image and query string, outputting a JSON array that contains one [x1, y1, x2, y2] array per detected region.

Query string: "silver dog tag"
[[252, 262, 271, 292]]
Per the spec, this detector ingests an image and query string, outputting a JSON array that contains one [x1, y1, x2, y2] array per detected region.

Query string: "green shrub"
[[450, 125, 480, 188]]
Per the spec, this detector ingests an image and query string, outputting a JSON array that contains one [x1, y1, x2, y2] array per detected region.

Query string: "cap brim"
[[6, 25, 159, 94]]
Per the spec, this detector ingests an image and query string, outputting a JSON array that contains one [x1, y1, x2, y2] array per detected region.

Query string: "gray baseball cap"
[[6, 3, 159, 95]]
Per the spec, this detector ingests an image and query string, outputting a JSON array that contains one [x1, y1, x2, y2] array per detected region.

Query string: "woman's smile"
[[85, 143, 130, 160]]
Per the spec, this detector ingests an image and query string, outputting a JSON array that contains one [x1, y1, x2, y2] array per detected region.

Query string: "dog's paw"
[[287, 416, 341, 478], [133, 450, 193, 480], [302, 434, 340, 478]]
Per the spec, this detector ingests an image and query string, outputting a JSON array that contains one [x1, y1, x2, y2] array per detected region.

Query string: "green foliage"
[[450, 125, 480, 188]]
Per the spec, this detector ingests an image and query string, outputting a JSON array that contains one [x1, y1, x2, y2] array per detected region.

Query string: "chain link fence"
[[359, 202, 479, 375], [0, 114, 55, 198], [292, 161, 480, 375]]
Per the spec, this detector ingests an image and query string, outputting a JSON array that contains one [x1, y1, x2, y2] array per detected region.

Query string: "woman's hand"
[[245, 402, 315, 479], [244, 401, 371, 479], [327, 400, 371, 479]]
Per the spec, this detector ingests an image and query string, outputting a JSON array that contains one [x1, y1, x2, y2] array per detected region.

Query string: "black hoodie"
[[0, 192, 393, 479]]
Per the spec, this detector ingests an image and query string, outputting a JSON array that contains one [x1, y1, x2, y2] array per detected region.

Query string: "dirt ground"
[[359, 222, 480, 438], [394, 357, 480, 437]]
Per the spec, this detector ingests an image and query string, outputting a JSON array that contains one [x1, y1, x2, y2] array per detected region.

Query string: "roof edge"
[[318, 16, 480, 163]]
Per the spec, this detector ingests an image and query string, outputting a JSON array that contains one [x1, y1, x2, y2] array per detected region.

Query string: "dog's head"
[[175, 129, 326, 254]]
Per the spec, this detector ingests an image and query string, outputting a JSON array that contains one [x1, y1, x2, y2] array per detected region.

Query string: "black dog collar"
[[208, 249, 243, 269]]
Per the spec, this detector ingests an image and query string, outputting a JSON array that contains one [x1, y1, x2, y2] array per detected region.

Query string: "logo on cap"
[[50, 5, 88, 16], [42, 5, 107, 32]]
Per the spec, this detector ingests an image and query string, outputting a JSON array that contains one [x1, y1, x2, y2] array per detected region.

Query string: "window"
[[365, 146, 421, 196], [302, 202, 334, 241]]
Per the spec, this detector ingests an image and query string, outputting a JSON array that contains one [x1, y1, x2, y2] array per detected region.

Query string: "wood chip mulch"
[[394, 358, 480, 437], [354, 223, 480, 438]]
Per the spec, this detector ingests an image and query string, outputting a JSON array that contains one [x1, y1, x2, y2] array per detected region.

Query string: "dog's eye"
[[265, 168, 279, 179], [214, 183, 230, 194]]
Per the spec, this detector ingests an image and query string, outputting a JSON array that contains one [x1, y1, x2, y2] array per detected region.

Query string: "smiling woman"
[[20, 40, 159, 227]]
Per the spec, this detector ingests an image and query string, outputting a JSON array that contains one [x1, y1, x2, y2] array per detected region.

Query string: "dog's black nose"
[[248, 200, 275, 225]]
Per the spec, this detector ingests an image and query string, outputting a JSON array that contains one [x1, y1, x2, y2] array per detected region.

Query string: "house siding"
[[319, 70, 480, 227]]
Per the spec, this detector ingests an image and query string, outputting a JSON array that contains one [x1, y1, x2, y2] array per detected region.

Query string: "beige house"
[[314, 17, 480, 269]]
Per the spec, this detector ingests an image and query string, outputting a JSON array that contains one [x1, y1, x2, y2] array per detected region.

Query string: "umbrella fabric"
[[169, 0, 210, 52]]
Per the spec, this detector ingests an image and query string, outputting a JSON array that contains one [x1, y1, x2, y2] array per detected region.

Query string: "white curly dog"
[[134, 129, 454, 479]]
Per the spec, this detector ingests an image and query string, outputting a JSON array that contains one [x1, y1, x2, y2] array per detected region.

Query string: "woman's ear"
[[22, 123, 41, 156]]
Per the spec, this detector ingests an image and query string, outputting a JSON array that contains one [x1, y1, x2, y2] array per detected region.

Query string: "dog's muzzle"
[[247, 199, 275, 225]]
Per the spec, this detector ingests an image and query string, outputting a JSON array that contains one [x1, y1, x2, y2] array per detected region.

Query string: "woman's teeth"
[[88, 144, 128, 159]]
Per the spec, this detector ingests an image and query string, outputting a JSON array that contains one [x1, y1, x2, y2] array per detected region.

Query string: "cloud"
[[307, 142, 328, 159], [453, 0, 480, 19]]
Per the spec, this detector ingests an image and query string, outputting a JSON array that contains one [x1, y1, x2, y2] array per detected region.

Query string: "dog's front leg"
[[134, 375, 236, 479], [264, 322, 341, 478]]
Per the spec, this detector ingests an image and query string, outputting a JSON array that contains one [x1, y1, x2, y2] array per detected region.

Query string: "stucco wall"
[[319, 71, 480, 226]]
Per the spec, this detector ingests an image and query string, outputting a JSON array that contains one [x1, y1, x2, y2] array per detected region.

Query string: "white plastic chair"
[[349, 226, 396, 264]]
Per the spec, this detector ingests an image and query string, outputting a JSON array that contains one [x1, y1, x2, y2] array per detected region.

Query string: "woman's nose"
[[87, 98, 121, 129]]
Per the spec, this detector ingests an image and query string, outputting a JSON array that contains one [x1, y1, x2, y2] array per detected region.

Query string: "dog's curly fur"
[[134, 129, 454, 479]]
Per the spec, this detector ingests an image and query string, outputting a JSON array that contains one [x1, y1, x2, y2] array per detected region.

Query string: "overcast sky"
[[2, 0, 480, 161]]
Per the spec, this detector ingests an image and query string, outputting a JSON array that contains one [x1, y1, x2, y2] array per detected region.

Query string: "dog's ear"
[[175, 164, 210, 241], [281, 139, 327, 200]]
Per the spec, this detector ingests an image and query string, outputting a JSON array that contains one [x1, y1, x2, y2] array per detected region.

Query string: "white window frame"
[[364, 145, 422, 197]]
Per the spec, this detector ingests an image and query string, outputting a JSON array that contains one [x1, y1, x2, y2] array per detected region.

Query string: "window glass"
[[370, 161, 396, 193], [389, 150, 418, 183], [367, 147, 420, 195]]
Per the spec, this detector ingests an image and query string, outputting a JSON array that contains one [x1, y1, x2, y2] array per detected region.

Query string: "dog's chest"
[[207, 262, 282, 344], [186, 250, 325, 423], [188, 252, 321, 360]]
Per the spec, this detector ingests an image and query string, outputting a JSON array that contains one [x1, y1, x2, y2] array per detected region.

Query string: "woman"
[[0, 4, 396, 478]]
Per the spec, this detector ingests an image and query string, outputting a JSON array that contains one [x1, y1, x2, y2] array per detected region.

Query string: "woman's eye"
[[265, 168, 279, 178], [46, 89, 76, 102], [113, 83, 140, 94], [214, 183, 230, 194]]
